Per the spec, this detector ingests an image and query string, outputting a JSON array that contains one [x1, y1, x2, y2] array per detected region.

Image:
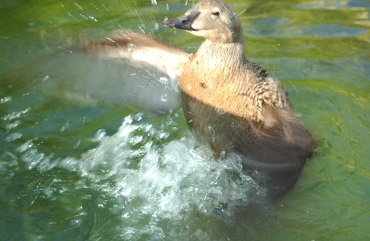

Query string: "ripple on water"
[[246, 23, 367, 38], [295, 0, 370, 10]]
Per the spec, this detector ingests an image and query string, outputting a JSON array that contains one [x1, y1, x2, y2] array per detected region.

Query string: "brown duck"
[[83, 0, 315, 198]]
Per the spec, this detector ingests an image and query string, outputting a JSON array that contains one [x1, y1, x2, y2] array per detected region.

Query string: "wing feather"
[[81, 31, 189, 80]]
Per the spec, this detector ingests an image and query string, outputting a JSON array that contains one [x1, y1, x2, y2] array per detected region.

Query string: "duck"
[[82, 0, 315, 198]]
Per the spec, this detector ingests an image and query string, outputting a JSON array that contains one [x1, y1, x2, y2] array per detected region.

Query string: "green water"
[[1, 0, 369, 240]]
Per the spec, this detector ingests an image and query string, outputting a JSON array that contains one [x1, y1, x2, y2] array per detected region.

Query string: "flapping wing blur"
[[81, 31, 189, 80]]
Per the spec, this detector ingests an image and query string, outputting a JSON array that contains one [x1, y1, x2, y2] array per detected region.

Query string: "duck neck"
[[196, 39, 246, 71]]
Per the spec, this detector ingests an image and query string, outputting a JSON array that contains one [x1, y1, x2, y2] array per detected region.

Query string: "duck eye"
[[212, 11, 220, 16]]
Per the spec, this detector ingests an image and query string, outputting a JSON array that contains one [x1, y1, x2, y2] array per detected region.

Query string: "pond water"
[[0, 0, 369, 240]]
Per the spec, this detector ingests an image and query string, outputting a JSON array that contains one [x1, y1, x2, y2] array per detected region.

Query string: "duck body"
[[180, 39, 314, 197], [180, 40, 263, 156], [82, 0, 315, 198]]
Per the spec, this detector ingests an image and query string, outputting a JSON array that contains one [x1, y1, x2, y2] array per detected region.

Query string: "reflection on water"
[[0, 0, 369, 240]]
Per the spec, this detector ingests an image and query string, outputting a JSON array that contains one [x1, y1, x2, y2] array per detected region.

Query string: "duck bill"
[[163, 11, 200, 31]]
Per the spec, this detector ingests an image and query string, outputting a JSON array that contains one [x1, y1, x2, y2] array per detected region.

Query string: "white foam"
[[79, 113, 265, 221]]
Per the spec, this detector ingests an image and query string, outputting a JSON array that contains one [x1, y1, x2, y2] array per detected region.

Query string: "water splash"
[[151, 0, 158, 6], [160, 93, 168, 102], [0, 96, 12, 104], [13, 113, 265, 240], [159, 76, 168, 85], [79, 113, 265, 218], [2, 107, 31, 121]]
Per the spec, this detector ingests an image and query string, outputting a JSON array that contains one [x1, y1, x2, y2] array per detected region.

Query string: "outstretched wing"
[[81, 31, 189, 80]]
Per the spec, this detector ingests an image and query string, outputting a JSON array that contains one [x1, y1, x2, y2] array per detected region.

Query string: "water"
[[1, 0, 369, 240]]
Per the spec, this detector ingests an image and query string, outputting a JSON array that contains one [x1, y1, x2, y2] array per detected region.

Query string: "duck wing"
[[81, 31, 189, 80]]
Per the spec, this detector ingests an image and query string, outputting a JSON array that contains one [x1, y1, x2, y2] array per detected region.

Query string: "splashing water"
[[79, 113, 265, 238], [151, 0, 158, 6], [13, 112, 266, 240]]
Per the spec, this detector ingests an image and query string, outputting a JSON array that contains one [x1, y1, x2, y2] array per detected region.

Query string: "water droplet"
[[74, 140, 81, 148], [71, 218, 81, 226], [90, 3, 98, 10], [129, 136, 143, 145], [158, 131, 169, 140], [123, 115, 133, 124], [0, 96, 12, 104], [2, 107, 31, 121], [17, 140, 34, 153], [79, 13, 88, 20], [215, 108, 225, 115], [60, 121, 70, 132], [5, 120, 20, 131], [159, 76, 168, 85], [160, 93, 168, 102], [127, 43, 135, 53], [73, 2, 83, 11], [5, 132, 22, 142], [89, 16, 98, 22], [154, 22, 159, 31], [93, 129, 106, 142], [106, 37, 115, 43], [42, 75, 49, 82], [133, 112, 143, 122], [139, 26, 145, 33]]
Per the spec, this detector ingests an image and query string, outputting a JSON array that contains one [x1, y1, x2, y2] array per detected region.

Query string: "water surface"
[[0, 0, 369, 240]]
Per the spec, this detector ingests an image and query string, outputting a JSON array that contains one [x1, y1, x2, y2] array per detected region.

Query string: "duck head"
[[164, 0, 243, 44]]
